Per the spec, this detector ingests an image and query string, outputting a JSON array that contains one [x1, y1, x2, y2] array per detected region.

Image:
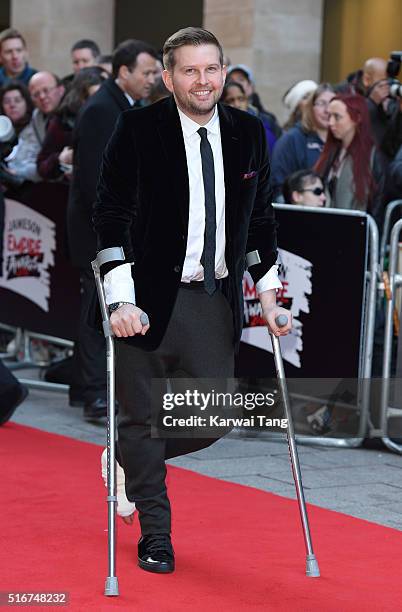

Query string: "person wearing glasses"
[[271, 83, 334, 200], [282, 169, 326, 206], [28, 72, 65, 143]]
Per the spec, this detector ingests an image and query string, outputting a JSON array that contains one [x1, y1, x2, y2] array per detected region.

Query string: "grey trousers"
[[116, 285, 234, 535]]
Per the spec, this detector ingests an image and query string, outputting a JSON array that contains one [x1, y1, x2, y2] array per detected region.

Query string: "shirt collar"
[[177, 104, 219, 138], [124, 92, 135, 106], [114, 79, 135, 106]]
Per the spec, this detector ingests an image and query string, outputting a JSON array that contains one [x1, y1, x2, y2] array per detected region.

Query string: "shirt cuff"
[[103, 263, 136, 305], [255, 264, 282, 294]]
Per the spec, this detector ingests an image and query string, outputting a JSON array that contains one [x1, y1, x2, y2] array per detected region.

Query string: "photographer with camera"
[[361, 54, 402, 163]]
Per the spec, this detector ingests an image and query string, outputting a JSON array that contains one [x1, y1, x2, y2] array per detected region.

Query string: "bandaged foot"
[[101, 448, 136, 519]]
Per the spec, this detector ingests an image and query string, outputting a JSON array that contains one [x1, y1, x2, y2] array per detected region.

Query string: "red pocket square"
[[242, 171, 258, 180]]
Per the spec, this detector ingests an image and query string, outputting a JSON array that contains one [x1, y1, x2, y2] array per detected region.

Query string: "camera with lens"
[[387, 51, 402, 98], [0, 115, 25, 189]]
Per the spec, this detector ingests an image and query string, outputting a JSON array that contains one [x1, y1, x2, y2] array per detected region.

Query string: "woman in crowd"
[[271, 83, 335, 199], [37, 66, 106, 180], [0, 80, 32, 132], [221, 81, 281, 154], [0, 80, 40, 184], [314, 91, 385, 223], [282, 79, 317, 131], [221, 80, 248, 111], [282, 169, 326, 206]]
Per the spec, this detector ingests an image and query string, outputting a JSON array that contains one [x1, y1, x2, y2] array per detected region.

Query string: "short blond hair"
[[163, 27, 223, 72]]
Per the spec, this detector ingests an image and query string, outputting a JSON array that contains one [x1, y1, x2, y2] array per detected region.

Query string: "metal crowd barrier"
[[0, 322, 18, 359], [378, 218, 402, 454], [3, 327, 73, 393], [254, 205, 379, 449], [1, 204, 380, 448], [379, 199, 402, 275]]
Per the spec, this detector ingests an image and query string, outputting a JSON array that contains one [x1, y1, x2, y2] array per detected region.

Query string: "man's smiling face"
[[163, 43, 226, 123]]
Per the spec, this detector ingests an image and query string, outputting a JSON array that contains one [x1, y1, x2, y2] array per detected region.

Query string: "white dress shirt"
[[179, 106, 228, 282], [104, 104, 281, 305]]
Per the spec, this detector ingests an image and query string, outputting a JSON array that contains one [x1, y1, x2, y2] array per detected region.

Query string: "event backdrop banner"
[[0, 198, 56, 311], [0, 184, 80, 340], [237, 208, 368, 379]]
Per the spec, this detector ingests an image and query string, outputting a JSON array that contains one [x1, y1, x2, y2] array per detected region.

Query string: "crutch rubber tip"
[[306, 554, 320, 578], [104, 576, 119, 596], [275, 314, 288, 328]]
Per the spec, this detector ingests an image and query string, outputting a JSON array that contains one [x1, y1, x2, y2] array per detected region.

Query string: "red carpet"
[[1, 423, 401, 611]]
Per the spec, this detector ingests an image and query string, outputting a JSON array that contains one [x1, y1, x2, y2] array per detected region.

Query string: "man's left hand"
[[262, 304, 292, 337]]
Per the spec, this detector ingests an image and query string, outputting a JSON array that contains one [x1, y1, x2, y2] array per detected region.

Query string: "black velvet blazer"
[[93, 96, 278, 350]]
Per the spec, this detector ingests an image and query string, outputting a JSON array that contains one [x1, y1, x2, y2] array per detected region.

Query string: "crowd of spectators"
[[0, 27, 400, 221], [0, 25, 401, 420]]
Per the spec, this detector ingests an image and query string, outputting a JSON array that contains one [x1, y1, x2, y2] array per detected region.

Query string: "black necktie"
[[198, 127, 216, 295]]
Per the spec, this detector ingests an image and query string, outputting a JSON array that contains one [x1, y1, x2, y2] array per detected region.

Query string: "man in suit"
[[93, 27, 291, 573], [67, 39, 158, 417]]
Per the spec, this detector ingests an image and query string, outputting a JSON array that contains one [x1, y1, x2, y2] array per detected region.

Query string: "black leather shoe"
[[0, 384, 29, 426], [138, 534, 175, 574], [83, 398, 107, 421]]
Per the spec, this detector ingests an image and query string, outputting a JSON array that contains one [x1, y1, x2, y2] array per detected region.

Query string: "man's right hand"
[[110, 304, 150, 337]]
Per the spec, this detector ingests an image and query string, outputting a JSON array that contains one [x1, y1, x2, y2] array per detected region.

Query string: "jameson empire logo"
[[0, 200, 56, 311], [6, 217, 44, 279]]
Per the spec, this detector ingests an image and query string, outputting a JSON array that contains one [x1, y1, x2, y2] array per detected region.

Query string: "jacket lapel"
[[156, 97, 190, 233]]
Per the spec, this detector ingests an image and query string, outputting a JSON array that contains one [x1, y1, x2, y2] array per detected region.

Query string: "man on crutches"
[[92, 26, 293, 583]]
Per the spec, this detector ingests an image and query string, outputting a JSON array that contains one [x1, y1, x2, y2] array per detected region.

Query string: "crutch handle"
[[275, 314, 288, 328], [140, 312, 149, 326]]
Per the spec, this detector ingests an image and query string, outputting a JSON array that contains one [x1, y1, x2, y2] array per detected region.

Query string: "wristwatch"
[[108, 301, 135, 313]]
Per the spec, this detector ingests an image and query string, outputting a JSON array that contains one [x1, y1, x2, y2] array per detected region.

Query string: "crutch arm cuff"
[[92, 246, 126, 274]]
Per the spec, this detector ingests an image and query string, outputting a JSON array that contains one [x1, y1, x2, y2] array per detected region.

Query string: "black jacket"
[[67, 78, 131, 267], [93, 96, 278, 350]]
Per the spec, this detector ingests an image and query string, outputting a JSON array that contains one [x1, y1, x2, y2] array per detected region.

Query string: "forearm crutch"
[[270, 315, 320, 577], [91, 246, 125, 597]]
